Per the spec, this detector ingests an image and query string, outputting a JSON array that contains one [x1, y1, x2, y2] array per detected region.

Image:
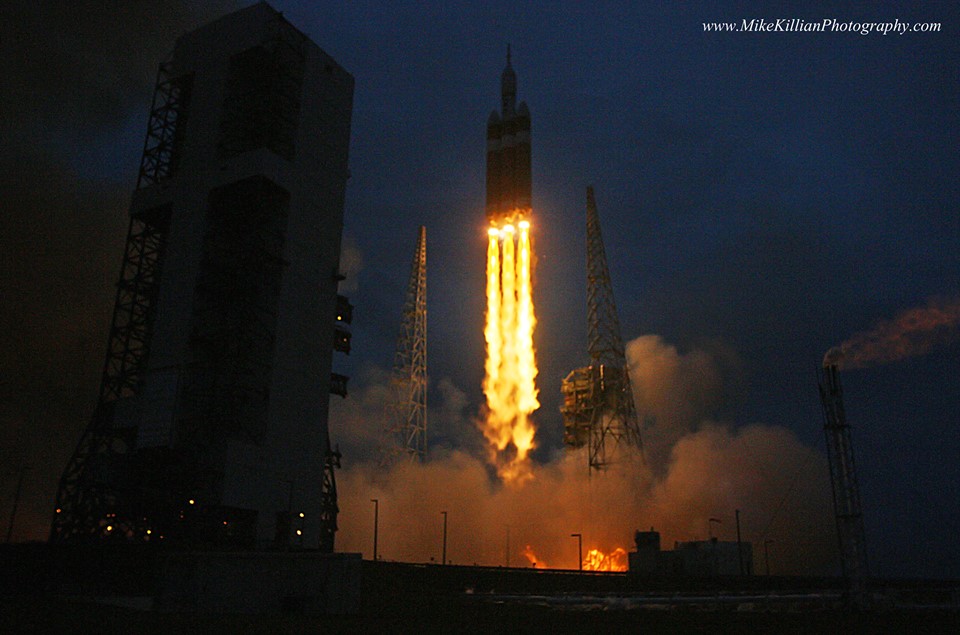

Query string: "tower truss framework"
[[818, 360, 869, 603], [385, 226, 428, 463], [50, 59, 188, 542], [51, 5, 354, 549], [561, 186, 643, 471], [50, 203, 172, 542]]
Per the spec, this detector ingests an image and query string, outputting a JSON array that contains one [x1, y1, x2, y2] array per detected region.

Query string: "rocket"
[[486, 46, 531, 227], [481, 47, 539, 482]]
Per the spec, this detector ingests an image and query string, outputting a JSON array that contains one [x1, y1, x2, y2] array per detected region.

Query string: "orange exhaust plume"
[[481, 220, 539, 482]]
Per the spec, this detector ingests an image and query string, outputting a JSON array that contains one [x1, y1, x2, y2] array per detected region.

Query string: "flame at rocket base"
[[482, 221, 539, 483]]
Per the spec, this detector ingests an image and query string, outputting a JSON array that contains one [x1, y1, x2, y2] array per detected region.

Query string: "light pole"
[[371, 499, 379, 561], [708, 517, 721, 539], [764, 539, 774, 576], [505, 525, 511, 567], [571, 533, 583, 571], [441, 511, 448, 565], [735, 509, 745, 575]]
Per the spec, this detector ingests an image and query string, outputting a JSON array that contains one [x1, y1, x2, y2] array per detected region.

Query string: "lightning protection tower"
[[561, 186, 643, 471], [819, 351, 869, 605], [385, 226, 428, 462]]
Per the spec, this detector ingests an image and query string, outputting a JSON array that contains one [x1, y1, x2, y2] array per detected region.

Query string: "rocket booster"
[[486, 46, 531, 227]]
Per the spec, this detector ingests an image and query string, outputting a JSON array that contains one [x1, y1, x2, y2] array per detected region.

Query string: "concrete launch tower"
[[51, 3, 354, 551], [486, 46, 531, 227]]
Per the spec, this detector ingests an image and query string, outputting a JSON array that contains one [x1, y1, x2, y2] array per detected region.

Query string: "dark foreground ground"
[[2, 545, 958, 634], [3, 593, 959, 634]]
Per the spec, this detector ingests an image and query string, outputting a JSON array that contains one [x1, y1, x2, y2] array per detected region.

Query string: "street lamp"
[[571, 533, 583, 571], [371, 499, 379, 562], [764, 539, 774, 576], [441, 511, 448, 565], [505, 525, 511, 567], [735, 509, 745, 575]]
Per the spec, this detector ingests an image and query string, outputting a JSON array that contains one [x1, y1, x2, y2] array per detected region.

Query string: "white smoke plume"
[[331, 335, 834, 574], [625, 334, 726, 468], [834, 296, 960, 370]]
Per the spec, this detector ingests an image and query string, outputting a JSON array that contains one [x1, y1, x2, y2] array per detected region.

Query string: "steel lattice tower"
[[386, 226, 428, 462], [50, 62, 182, 542], [50, 4, 355, 550], [561, 186, 643, 471], [819, 357, 868, 604]]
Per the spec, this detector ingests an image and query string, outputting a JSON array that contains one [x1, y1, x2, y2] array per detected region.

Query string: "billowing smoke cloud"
[[833, 296, 960, 370], [329, 368, 487, 465], [625, 335, 726, 468], [331, 335, 834, 575]]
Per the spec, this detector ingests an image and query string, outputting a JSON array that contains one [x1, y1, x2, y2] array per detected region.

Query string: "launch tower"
[[385, 226, 428, 463], [51, 3, 354, 551], [561, 187, 643, 471], [819, 351, 869, 603]]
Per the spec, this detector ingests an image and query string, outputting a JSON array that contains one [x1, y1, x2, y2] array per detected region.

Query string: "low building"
[[628, 529, 754, 576]]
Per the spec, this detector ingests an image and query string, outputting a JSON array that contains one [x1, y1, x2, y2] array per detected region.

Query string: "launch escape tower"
[[561, 187, 644, 471], [819, 353, 869, 602], [51, 3, 354, 552], [384, 226, 428, 463]]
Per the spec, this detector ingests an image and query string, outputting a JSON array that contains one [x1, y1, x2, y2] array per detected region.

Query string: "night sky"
[[2, 1, 958, 579]]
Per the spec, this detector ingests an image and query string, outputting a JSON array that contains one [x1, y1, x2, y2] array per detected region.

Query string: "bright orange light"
[[106, 525, 113, 532], [481, 217, 539, 483], [488, 227, 499, 237], [188, 499, 195, 505], [521, 544, 549, 569], [146, 529, 152, 535], [582, 547, 628, 572]]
